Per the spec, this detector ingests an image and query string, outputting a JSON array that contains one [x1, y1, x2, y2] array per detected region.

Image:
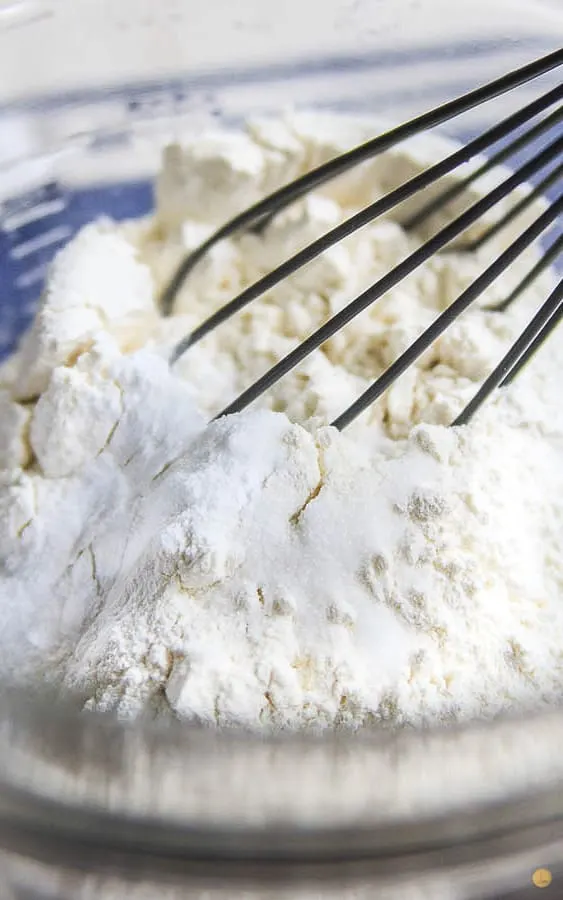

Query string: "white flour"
[[0, 111, 562, 731]]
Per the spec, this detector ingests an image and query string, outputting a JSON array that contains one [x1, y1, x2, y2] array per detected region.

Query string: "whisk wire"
[[161, 49, 563, 316], [489, 231, 563, 312], [215, 135, 563, 421], [453, 277, 563, 426], [170, 83, 563, 363], [465, 157, 563, 251], [331, 193, 563, 430], [403, 104, 563, 231], [500, 284, 563, 386], [164, 51, 563, 433]]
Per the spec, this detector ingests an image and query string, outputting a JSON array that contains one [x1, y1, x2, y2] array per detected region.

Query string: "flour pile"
[[1, 112, 562, 730]]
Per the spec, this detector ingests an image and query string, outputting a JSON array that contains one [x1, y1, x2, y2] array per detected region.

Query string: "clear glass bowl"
[[1, 2, 563, 897]]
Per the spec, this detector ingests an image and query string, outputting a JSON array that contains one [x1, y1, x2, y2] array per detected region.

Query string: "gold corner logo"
[[532, 868, 552, 888]]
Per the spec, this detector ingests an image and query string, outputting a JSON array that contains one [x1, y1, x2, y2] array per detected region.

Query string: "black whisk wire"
[[170, 83, 563, 363], [501, 284, 563, 386], [403, 104, 563, 231], [163, 50, 563, 432], [465, 157, 563, 252], [488, 230, 563, 312], [453, 277, 563, 426], [331, 193, 563, 430], [161, 49, 563, 317], [214, 135, 563, 421]]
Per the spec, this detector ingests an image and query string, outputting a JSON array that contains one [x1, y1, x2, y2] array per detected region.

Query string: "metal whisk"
[[163, 49, 563, 430]]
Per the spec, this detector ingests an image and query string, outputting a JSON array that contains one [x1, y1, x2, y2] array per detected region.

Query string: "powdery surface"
[[0, 112, 562, 731]]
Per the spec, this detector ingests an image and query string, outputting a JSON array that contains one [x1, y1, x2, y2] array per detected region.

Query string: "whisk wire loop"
[[215, 136, 563, 421], [169, 84, 563, 362], [331, 195, 563, 430], [453, 278, 563, 426], [161, 48, 563, 315], [164, 50, 563, 430]]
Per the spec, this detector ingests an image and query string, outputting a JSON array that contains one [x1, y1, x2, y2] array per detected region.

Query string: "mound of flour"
[[0, 112, 562, 730]]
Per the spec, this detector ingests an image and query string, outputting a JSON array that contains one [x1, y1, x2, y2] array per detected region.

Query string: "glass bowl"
[[1, 2, 563, 897]]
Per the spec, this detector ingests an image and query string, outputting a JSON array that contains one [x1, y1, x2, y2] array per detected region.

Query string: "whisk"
[[163, 49, 563, 430]]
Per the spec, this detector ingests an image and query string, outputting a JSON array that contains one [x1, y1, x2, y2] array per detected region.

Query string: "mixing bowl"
[[1, 1, 563, 897]]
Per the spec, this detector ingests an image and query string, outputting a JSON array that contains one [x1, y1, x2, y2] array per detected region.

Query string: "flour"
[[0, 111, 562, 731], [8, 220, 159, 402]]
